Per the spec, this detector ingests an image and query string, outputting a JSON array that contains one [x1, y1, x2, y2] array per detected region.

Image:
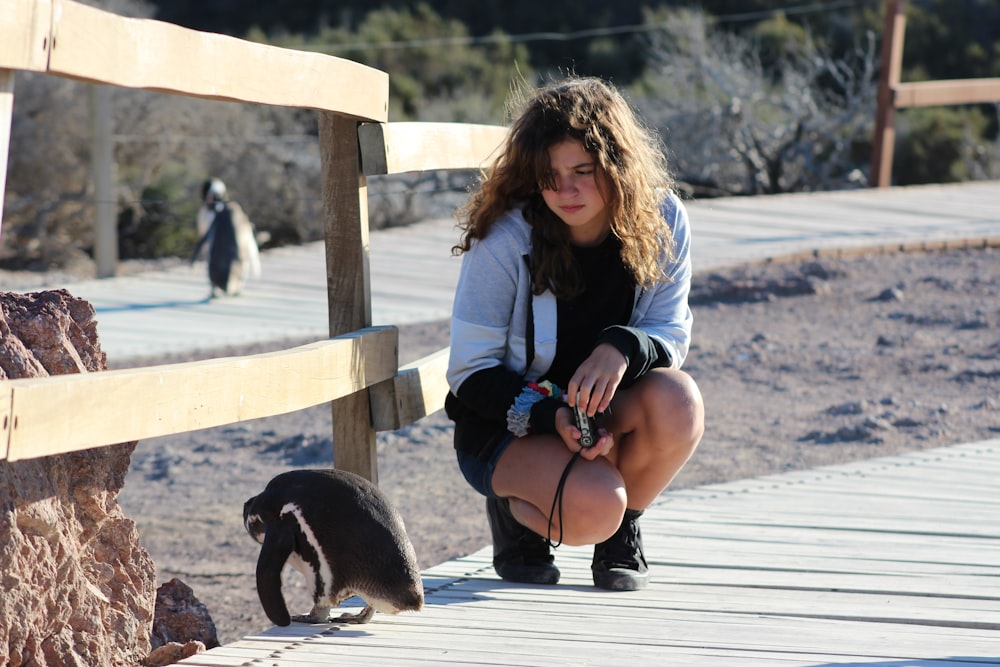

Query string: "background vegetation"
[[3, 0, 998, 271]]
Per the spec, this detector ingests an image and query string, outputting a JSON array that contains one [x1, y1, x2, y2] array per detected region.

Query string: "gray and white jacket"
[[447, 191, 693, 397]]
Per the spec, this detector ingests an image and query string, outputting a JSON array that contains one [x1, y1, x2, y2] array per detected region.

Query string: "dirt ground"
[[95, 245, 999, 644]]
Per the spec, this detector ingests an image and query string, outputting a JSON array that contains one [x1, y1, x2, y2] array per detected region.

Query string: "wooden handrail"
[[0, 0, 389, 120], [870, 0, 1000, 187], [895, 79, 1000, 108], [359, 122, 506, 176], [371, 347, 452, 432], [2, 327, 398, 462]]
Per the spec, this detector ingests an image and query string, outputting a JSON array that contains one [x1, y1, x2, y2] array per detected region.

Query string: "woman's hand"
[[567, 343, 627, 416], [556, 406, 613, 460]]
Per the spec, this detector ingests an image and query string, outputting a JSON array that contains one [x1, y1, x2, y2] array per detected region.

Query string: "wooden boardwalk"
[[180, 439, 1000, 666], [48, 180, 1000, 364]]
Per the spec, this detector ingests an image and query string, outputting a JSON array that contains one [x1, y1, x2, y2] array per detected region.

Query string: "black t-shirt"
[[543, 235, 635, 388]]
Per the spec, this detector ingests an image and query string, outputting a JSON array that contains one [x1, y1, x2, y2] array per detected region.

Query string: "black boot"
[[592, 508, 649, 591], [486, 497, 560, 585]]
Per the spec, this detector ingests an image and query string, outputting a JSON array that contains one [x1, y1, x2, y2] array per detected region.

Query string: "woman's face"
[[540, 139, 610, 246]]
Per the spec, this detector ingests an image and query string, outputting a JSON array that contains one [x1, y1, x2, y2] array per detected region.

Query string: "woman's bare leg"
[[492, 436, 626, 546], [604, 368, 704, 509], [491, 368, 702, 546]]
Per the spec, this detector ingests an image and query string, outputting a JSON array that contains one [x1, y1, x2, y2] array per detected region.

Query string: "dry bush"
[[634, 8, 878, 197]]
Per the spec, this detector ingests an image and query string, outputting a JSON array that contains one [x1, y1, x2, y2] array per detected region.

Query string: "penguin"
[[191, 178, 261, 297], [243, 469, 424, 626]]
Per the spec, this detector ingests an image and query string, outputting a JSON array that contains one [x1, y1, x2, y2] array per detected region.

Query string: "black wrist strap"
[[546, 449, 583, 548]]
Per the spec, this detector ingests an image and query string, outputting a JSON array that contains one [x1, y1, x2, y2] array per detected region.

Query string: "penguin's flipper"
[[256, 524, 295, 626], [190, 223, 215, 264], [335, 605, 375, 624]]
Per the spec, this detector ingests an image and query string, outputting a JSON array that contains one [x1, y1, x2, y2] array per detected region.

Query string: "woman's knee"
[[637, 369, 704, 441]]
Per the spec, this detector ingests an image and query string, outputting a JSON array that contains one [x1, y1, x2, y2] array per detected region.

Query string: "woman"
[[446, 76, 704, 590]]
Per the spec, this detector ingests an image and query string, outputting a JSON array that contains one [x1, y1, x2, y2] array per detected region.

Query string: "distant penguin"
[[243, 469, 424, 626], [196, 178, 228, 238], [192, 178, 261, 297]]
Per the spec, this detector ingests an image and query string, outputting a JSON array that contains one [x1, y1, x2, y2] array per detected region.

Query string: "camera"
[[572, 400, 597, 448]]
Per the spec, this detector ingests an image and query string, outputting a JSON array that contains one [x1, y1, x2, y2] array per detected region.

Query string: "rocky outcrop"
[[0, 290, 157, 667], [151, 578, 219, 651]]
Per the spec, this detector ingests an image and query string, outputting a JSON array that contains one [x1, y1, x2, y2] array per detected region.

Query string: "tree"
[[634, 8, 878, 196], [266, 4, 532, 122]]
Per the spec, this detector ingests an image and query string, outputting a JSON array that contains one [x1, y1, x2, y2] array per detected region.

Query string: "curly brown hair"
[[453, 76, 677, 298]]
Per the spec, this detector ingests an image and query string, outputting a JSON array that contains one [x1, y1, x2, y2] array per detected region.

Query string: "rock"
[[827, 401, 869, 416], [0, 290, 157, 667], [151, 578, 220, 650], [145, 641, 206, 667], [876, 334, 899, 347], [873, 286, 904, 302], [799, 260, 846, 281], [0, 289, 106, 378]]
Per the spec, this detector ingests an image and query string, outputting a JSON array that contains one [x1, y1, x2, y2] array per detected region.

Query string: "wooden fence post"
[[318, 111, 381, 483], [870, 0, 907, 188], [89, 84, 117, 277]]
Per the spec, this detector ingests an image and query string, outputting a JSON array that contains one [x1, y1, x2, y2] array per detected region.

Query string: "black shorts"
[[455, 430, 516, 498]]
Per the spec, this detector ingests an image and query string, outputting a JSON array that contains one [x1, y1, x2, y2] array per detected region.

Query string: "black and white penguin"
[[191, 178, 261, 297], [243, 469, 424, 626]]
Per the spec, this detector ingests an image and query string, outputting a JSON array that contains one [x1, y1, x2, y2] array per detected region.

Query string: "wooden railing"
[[870, 0, 1000, 187], [0, 0, 506, 483]]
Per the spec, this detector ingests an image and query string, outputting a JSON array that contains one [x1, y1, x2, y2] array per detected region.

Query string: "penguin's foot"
[[290, 612, 324, 624], [334, 605, 375, 624], [290, 604, 375, 625], [291, 602, 333, 624]]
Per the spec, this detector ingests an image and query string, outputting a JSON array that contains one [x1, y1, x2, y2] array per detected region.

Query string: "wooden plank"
[[358, 122, 506, 176], [371, 347, 450, 431], [47, 0, 388, 121], [672, 480, 1000, 510], [318, 111, 379, 482], [0, 0, 52, 71], [650, 568, 996, 602], [680, 488, 1000, 518], [656, 541, 1000, 582], [659, 510, 1000, 541], [4, 327, 397, 462], [896, 78, 1000, 107]]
